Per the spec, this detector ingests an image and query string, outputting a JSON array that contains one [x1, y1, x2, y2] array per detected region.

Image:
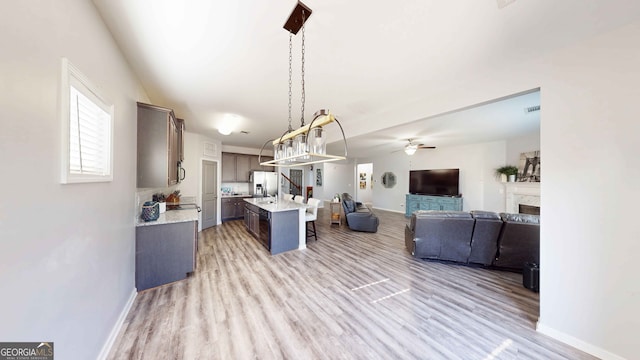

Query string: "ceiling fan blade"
[[417, 145, 436, 149]]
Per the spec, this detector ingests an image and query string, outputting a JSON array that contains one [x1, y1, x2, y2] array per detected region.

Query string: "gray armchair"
[[341, 193, 379, 233], [468, 210, 502, 265], [492, 213, 540, 270], [405, 210, 475, 262]]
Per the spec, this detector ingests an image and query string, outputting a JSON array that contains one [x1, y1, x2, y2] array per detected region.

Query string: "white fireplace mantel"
[[504, 182, 540, 213]]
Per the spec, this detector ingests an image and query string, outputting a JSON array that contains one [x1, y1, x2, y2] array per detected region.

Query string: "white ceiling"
[[92, 0, 640, 157]]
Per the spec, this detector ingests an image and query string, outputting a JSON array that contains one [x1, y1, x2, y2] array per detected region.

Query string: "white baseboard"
[[97, 288, 137, 360], [537, 321, 625, 360], [371, 206, 405, 214]]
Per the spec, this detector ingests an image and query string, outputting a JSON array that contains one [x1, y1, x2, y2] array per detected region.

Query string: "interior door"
[[202, 160, 217, 230], [289, 169, 303, 197]]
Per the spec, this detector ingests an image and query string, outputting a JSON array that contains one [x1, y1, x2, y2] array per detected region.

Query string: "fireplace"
[[504, 182, 540, 214], [519, 204, 540, 215]]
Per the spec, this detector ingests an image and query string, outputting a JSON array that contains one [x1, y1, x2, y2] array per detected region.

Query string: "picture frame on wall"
[[518, 150, 541, 182], [316, 168, 323, 186]]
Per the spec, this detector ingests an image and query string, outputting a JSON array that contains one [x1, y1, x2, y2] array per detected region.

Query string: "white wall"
[[535, 23, 640, 359], [0, 1, 146, 359], [362, 140, 506, 213], [321, 162, 356, 202], [506, 131, 541, 166]]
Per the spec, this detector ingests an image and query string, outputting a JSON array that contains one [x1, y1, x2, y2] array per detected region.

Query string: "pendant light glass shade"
[[308, 126, 326, 155], [274, 143, 284, 161], [283, 138, 294, 161], [294, 133, 309, 159]]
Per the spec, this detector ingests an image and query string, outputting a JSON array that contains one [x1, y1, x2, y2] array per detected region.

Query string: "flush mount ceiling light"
[[218, 114, 240, 135], [260, 1, 347, 168]]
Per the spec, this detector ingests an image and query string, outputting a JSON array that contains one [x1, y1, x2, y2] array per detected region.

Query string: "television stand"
[[405, 194, 463, 217]]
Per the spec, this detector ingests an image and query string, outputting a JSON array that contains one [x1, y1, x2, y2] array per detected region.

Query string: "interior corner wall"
[[0, 1, 146, 359]]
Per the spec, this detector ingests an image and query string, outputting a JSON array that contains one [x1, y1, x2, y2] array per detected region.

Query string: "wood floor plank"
[[108, 208, 597, 360]]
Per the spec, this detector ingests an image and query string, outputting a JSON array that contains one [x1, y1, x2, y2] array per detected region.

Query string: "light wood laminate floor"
[[108, 208, 596, 360]]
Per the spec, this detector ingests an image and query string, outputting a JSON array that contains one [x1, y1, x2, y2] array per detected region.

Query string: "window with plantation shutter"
[[61, 58, 114, 183]]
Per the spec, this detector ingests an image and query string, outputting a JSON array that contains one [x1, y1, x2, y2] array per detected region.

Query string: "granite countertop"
[[136, 208, 199, 227], [243, 197, 307, 213]]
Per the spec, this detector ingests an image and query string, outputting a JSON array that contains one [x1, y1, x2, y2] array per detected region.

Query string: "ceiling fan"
[[400, 139, 436, 155]]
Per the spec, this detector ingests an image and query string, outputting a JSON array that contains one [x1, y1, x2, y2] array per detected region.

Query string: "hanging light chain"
[[300, 10, 306, 127], [287, 32, 293, 132]]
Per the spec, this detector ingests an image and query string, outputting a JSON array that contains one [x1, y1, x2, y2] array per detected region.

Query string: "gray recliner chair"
[[492, 213, 540, 270], [405, 210, 475, 262], [341, 193, 379, 233], [468, 210, 503, 265]]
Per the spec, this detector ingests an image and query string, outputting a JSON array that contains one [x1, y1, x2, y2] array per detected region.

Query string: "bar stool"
[[305, 198, 320, 241]]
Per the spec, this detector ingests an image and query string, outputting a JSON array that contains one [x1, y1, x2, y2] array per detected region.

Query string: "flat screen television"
[[409, 169, 460, 197]]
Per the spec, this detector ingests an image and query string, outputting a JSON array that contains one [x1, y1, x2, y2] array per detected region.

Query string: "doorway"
[[289, 169, 303, 197], [356, 163, 373, 204], [202, 160, 217, 230]]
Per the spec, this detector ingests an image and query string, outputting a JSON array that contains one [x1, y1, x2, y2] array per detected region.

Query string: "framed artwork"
[[359, 181, 366, 189], [518, 150, 541, 182], [316, 168, 323, 186], [359, 172, 367, 181]]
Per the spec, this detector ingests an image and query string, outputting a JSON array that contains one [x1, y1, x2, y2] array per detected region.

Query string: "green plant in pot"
[[495, 165, 519, 182]]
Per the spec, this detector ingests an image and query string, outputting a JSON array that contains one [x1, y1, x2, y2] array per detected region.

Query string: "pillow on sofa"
[[500, 213, 540, 224], [344, 200, 356, 213]]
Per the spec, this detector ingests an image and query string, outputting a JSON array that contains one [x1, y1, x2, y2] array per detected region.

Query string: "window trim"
[[60, 58, 114, 184]]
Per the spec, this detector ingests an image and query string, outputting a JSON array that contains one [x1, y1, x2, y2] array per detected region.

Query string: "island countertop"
[[136, 208, 199, 227], [243, 197, 307, 212]]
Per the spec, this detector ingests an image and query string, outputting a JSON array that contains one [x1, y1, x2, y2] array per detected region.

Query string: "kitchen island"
[[243, 197, 307, 255], [135, 208, 199, 291]]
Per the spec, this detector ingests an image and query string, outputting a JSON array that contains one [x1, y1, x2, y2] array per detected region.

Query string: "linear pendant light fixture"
[[260, 1, 348, 168]]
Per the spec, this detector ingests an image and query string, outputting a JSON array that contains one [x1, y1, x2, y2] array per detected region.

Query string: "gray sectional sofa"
[[405, 210, 539, 272]]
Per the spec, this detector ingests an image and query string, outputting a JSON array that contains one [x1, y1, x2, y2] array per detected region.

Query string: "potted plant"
[[495, 165, 519, 182]]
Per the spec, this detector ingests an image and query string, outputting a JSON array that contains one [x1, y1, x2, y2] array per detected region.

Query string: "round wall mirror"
[[381, 172, 396, 188]]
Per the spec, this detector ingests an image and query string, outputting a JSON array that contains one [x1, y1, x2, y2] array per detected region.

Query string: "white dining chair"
[[294, 195, 305, 204], [284, 193, 294, 202]]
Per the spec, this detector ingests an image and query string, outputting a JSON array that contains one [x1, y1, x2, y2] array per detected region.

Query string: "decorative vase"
[[508, 174, 516, 182]]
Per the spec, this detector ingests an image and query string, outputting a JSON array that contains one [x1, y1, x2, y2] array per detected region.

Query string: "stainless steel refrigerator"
[[249, 171, 278, 197]]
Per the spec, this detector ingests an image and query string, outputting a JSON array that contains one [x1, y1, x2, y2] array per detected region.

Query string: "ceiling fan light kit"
[[404, 144, 418, 155], [259, 1, 348, 168], [402, 139, 435, 156]]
